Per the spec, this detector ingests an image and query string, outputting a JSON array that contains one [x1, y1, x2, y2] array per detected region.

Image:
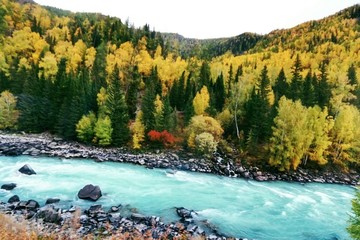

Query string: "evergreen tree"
[[177, 71, 186, 110], [348, 64, 360, 108], [290, 54, 303, 101], [162, 94, 175, 131], [259, 66, 271, 101], [126, 66, 140, 119], [234, 64, 243, 83], [317, 61, 331, 108], [273, 68, 289, 102], [198, 62, 212, 90], [243, 88, 270, 144], [169, 78, 179, 109], [0, 71, 9, 93], [213, 72, 226, 112], [106, 66, 130, 146], [347, 190, 360, 240], [56, 72, 88, 139], [302, 70, 316, 107], [141, 75, 156, 133], [227, 64, 233, 97], [348, 63, 357, 86]]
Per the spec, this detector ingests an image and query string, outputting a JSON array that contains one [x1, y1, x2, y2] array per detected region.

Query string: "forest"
[[0, 0, 359, 172]]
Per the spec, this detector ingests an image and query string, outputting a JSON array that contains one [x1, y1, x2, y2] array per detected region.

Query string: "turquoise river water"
[[0, 155, 356, 240]]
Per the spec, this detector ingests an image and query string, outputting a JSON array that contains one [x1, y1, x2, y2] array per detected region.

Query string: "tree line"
[[0, 0, 359, 172]]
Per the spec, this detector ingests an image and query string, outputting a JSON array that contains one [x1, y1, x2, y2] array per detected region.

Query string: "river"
[[0, 155, 355, 240]]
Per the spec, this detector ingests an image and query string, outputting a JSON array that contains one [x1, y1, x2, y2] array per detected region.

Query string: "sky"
[[33, 0, 359, 39]]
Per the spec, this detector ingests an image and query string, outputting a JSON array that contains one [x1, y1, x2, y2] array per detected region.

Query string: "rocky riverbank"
[[0, 197, 230, 240], [0, 132, 358, 185]]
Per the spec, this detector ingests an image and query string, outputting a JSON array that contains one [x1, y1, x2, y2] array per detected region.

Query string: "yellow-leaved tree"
[[268, 97, 310, 171], [131, 110, 145, 149], [193, 86, 210, 115], [330, 105, 360, 168], [39, 52, 58, 79], [0, 90, 19, 129], [186, 115, 224, 155]]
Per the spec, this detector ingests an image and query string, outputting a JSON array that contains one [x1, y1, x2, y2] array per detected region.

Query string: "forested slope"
[[0, 0, 359, 172]]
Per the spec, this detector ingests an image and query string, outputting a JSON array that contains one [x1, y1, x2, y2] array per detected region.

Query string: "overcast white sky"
[[33, 0, 359, 39]]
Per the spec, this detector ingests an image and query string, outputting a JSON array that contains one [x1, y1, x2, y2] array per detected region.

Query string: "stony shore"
[[0, 132, 358, 185], [0, 131, 359, 239]]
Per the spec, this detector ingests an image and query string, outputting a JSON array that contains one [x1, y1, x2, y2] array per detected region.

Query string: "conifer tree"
[[290, 54, 303, 101], [317, 60, 331, 109], [141, 73, 156, 133], [234, 64, 243, 84], [214, 72, 226, 112], [198, 62, 212, 90], [169, 79, 179, 109], [302, 70, 316, 107], [126, 66, 140, 119], [347, 190, 360, 240], [227, 64, 233, 97], [106, 65, 130, 146], [243, 66, 272, 144], [273, 68, 288, 103], [348, 64, 360, 108]]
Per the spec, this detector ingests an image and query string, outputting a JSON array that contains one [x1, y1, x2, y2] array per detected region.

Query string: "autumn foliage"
[[148, 130, 176, 147]]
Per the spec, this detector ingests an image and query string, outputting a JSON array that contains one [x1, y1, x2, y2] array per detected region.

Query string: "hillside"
[[162, 32, 262, 59], [0, 0, 359, 173]]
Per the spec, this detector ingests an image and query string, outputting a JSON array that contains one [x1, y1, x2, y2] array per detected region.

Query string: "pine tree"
[[227, 64, 233, 97], [169, 79, 179, 109], [213, 72, 226, 112], [302, 70, 315, 107], [317, 61, 331, 109], [162, 94, 175, 131], [126, 66, 140, 119], [348, 64, 360, 108], [347, 190, 360, 240], [347, 63, 357, 86], [259, 66, 271, 101], [234, 64, 243, 83], [106, 66, 130, 146], [177, 71, 186, 110], [198, 62, 212, 90], [0, 71, 9, 93], [290, 54, 303, 101], [243, 66, 273, 145], [141, 74, 156, 133], [273, 68, 288, 103]]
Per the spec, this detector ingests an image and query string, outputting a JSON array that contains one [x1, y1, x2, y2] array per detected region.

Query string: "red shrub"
[[147, 130, 176, 147], [148, 130, 162, 142]]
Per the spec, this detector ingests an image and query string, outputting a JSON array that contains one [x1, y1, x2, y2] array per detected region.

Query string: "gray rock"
[[45, 198, 60, 204], [26, 199, 40, 210], [8, 195, 20, 203], [78, 184, 102, 201], [37, 205, 61, 223], [18, 164, 36, 175], [176, 207, 196, 219], [1, 183, 17, 190]]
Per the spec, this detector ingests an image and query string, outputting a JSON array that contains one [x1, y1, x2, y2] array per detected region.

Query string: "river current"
[[0, 155, 355, 240]]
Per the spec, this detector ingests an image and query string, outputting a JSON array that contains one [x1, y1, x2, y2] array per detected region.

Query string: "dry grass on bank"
[[0, 212, 205, 240]]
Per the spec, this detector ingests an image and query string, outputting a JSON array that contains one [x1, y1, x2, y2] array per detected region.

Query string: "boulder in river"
[[78, 184, 102, 201], [45, 198, 60, 205], [8, 195, 20, 204], [1, 183, 17, 190], [18, 164, 36, 175], [176, 207, 196, 219]]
